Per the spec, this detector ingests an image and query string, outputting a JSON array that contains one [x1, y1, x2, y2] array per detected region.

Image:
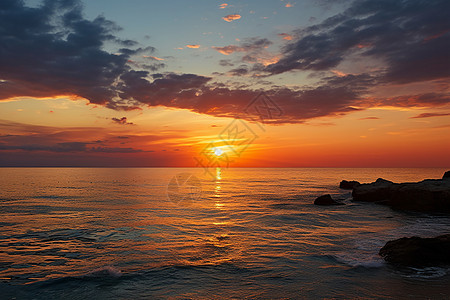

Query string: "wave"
[[331, 252, 385, 268], [88, 266, 122, 277], [37, 266, 124, 288]]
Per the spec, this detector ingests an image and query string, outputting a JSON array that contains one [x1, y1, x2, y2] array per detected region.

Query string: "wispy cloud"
[[143, 55, 164, 61], [410, 112, 450, 119], [186, 44, 200, 49], [212, 38, 272, 55], [358, 116, 380, 120], [278, 33, 293, 40], [219, 3, 228, 9]]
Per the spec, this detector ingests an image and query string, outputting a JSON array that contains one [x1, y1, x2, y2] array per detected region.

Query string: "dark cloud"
[[0, 142, 148, 153], [1, 0, 448, 125], [154, 76, 364, 124], [90, 147, 148, 153], [0, 142, 88, 152], [112, 117, 133, 125], [219, 59, 234, 67], [0, 0, 208, 110], [0, 0, 128, 105], [116, 71, 211, 107], [140, 63, 166, 71], [228, 65, 249, 76], [264, 0, 450, 85], [118, 46, 155, 56]]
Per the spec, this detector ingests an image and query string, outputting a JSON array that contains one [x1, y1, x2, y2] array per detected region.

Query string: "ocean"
[[1, 167, 449, 299]]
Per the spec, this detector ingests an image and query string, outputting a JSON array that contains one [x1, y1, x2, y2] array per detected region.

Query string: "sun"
[[213, 147, 224, 156]]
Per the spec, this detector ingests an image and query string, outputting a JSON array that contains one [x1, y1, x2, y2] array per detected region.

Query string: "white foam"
[[404, 267, 449, 279]]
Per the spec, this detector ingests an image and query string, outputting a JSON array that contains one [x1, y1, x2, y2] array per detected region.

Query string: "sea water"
[[1, 168, 449, 299]]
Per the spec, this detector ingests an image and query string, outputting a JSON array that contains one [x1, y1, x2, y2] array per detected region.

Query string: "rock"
[[443, 170, 450, 180], [379, 234, 450, 267], [339, 180, 360, 190], [314, 194, 344, 206], [352, 178, 394, 203], [352, 175, 450, 212]]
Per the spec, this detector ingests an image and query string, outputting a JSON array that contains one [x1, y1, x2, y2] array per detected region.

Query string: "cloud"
[[358, 116, 380, 120], [285, 2, 293, 8], [212, 38, 272, 55], [0, 120, 180, 157], [0, 142, 88, 152], [0, 0, 205, 111], [0, 142, 146, 153], [222, 14, 241, 22], [143, 55, 164, 61], [219, 3, 228, 9], [363, 93, 450, 109], [118, 46, 155, 56], [186, 44, 200, 49], [112, 117, 133, 125], [1, 0, 447, 126], [90, 147, 147, 153], [140, 62, 166, 71], [264, 0, 450, 84], [228, 65, 249, 76], [410, 112, 450, 119], [278, 33, 293, 40], [219, 59, 234, 66], [0, 0, 133, 107]]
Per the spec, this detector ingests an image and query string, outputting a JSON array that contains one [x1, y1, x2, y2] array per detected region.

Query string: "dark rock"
[[352, 176, 450, 212], [352, 178, 394, 203], [379, 234, 450, 267], [443, 170, 450, 180], [339, 180, 361, 190], [314, 194, 344, 206]]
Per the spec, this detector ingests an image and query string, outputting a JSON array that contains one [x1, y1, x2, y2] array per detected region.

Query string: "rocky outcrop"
[[352, 178, 393, 203], [379, 234, 450, 267], [339, 180, 360, 190], [314, 194, 344, 205], [314, 194, 344, 206], [443, 171, 450, 180], [351, 172, 450, 212]]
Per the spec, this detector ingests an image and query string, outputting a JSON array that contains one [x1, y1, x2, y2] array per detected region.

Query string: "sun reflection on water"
[[214, 167, 224, 209]]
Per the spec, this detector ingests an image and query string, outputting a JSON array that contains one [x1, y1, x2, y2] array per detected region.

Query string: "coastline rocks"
[[443, 171, 450, 179], [314, 194, 344, 206], [352, 178, 394, 203], [339, 180, 360, 190], [351, 173, 450, 212], [379, 234, 450, 267]]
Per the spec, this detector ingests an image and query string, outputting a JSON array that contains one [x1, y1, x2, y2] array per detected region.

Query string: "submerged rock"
[[379, 234, 450, 267], [314, 194, 344, 206], [339, 180, 360, 190], [351, 172, 450, 212]]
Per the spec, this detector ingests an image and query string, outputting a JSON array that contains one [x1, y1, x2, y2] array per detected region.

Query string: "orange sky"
[[0, 0, 449, 167], [0, 95, 448, 167]]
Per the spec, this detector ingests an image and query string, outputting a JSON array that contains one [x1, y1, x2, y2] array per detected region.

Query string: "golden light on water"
[[214, 167, 223, 209]]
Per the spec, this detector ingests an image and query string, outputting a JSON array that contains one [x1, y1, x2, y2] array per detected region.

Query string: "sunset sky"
[[0, 0, 449, 167]]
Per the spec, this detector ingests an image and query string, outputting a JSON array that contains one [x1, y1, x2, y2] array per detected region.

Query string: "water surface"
[[1, 168, 449, 299]]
